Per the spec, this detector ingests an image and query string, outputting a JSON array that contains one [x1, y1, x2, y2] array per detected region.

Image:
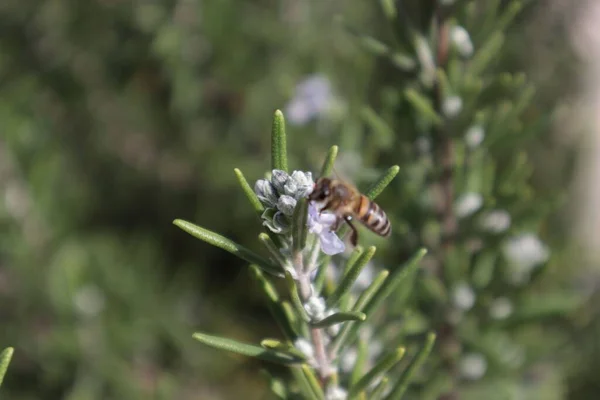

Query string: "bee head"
[[309, 177, 332, 202]]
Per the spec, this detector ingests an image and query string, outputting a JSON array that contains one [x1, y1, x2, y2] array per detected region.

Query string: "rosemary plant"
[[175, 110, 432, 399]]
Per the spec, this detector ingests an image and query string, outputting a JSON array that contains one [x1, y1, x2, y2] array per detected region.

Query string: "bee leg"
[[344, 216, 359, 247], [319, 200, 333, 215]]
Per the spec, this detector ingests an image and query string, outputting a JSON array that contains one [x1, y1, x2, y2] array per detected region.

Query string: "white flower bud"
[[465, 125, 485, 149], [277, 195, 297, 216], [454, 192, 483, 218], [503, 233, 550, 284], [326, 386, 348, 400], [442, 95, 463, 118], [480, 210, 511, 233], [254, 179, 278, 207], [459, 353, 487, 380], [490, 297, 513, 320], [271, 169, 290, 193], [452, 282, 476, 311], [451, 25, 474, 58], [304, 296, 326, 320], [291, 170, 314, 198], [294, 338, 315, 361], [283, 179, 298, 197]]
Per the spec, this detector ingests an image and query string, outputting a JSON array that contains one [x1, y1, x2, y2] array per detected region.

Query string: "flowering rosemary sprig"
[[174, 110, 432, 399]]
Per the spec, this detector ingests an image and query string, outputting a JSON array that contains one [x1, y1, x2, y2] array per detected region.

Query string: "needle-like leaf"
[[337, 248, 426, 352], [0, 347, 13, 387], [249, 265, 297, 339], [174, 219, 282, 277], [328, 246, 377, 308], [349, 347, 405, 399], [234, 168, 264, 216], [320, 145, 339, 177], [271, 110, 288, 172], [370, 377, 389, 400], [302, 365, 325, 400], [385, 333, 436, 400], [311, 311, 366, 328], [284, 270, 311, 322], [366, 166, 400, 200], [292, 198, 309, 253], [330, 270, 389, 354], [193, 332, 305, 365], [404, 88, 442, 125]]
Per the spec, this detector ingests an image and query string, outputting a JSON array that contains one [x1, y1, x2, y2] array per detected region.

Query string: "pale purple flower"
[[307, 201, 345, 255], [285, 75, 333, 125]]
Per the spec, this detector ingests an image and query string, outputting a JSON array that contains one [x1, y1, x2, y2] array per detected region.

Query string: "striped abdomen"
[[354, 195, 391, 237]]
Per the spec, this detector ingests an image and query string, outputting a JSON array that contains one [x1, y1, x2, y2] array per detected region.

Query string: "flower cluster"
[[255, 169, 314, 235]]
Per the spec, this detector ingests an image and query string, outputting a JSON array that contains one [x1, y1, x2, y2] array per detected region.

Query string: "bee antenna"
[[332, 165, 341, 179]]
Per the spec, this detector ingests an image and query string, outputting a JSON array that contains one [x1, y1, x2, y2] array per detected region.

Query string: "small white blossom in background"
[[459, 353, 487, 380], [452, 282, 476, 311], [464, 125, 485, 149], [454, 192, 483, 218], [442, 95, 463, 118], [307, 202, 346, 255], [294, 338, 315, 364], [490, 297, 513, 320], [73, 285, 105, 317], [304, 295, 327, 321], [340, 348, 358, 373], [502, 233, 550, 284], [479, 210, 511, 233], [285, 75, 334, 126], [451, 25, 474, 58], [326, 385, 348, 400]]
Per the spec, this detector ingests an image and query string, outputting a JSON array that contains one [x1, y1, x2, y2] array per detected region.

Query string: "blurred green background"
[[0, 0, 594, 399]]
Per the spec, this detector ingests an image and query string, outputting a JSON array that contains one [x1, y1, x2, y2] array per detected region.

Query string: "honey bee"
[[308, 177, 391, 246]]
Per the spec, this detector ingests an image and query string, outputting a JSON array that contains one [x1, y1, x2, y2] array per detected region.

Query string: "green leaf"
[[504, 293, 584, 326], [0, 347, 13, 387], [349, 347, 405, 398], [292, 198, 309, 253], [193, 332, 305, 365], [467, 31, 504, 77], [404, 89, 442, 125], [313, 255, 330, 294], [271, 110, 288, 172], [234, 168, 264, 215], [361, 107, 394, 148], [311, 311, 366, 328], [292, 367, 320, 399], [261, 339, 309, 361], [330, 270, 389, 354], [249, 265, 297, 339], [351, 339, 369, 386], [379, 0, 397, 19], [302, 365, 326, 399], [366, 166, 400, 200], [496, 1, 523, 33], [285, 270, 311, 322], [337, 249, 426, 353], [328, 246, 377, 308], [320, 145, 339, 178], [173, 219, 282, 277], [259, 233, 289, 269], [386, 333, 436, 400], [370, 377, 389, 400]]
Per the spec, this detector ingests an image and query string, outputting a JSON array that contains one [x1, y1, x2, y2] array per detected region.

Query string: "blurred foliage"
[[0, 0, 593, 399]]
